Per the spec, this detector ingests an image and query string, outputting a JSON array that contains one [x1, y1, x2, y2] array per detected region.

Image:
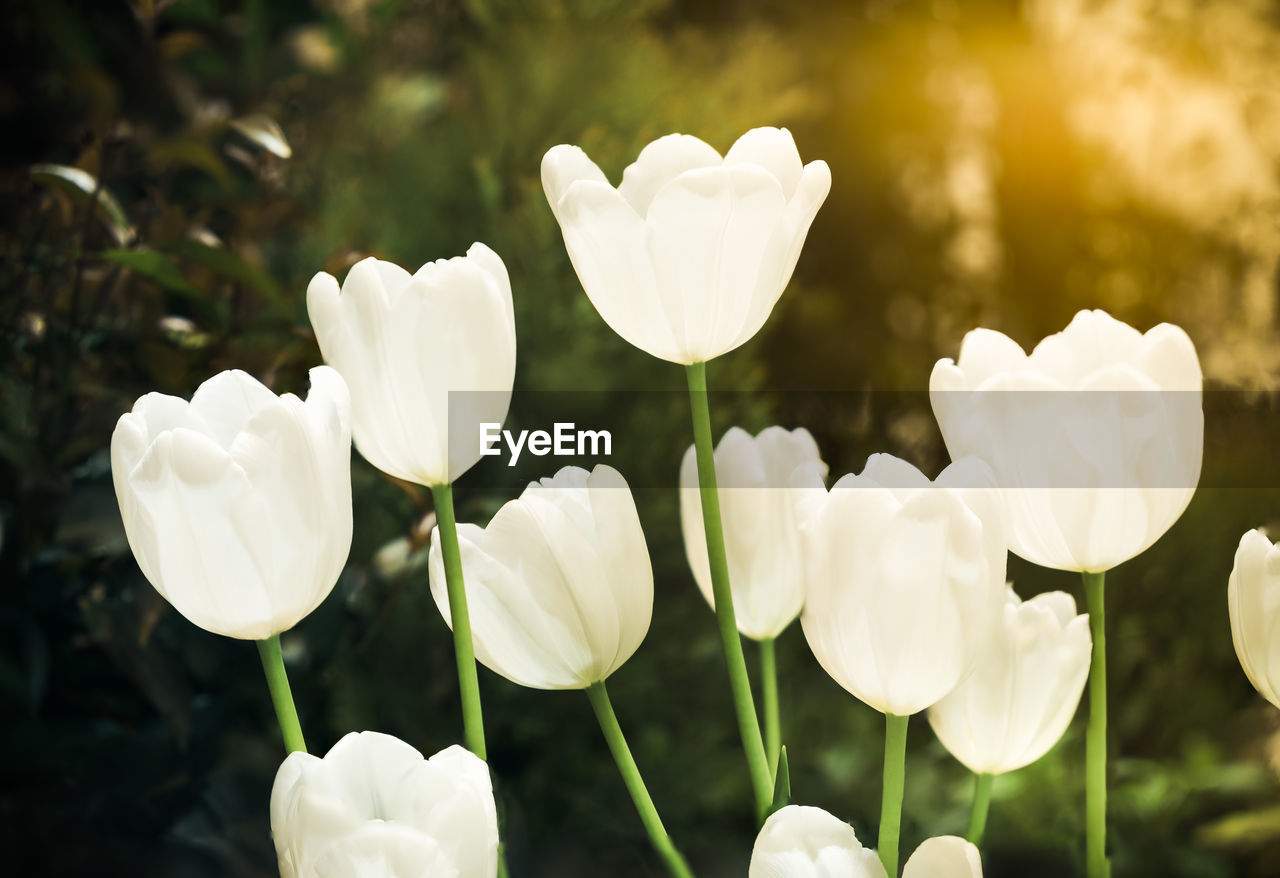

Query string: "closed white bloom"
[[428, 464, 652, 689], [307, 243, 516, 487], [271, 732, 498, 878], [901, 836, 984, 878], [541, 127, 831, 364], [749, 806, 885, 878], [111, 368, 352, 640], [750, 805, 983, 878], [930, 309, 1203, 573], [928, 587, 1092, 775], [679, 426, 827, 640], [798, 454, 1007, 716], [1228, 529, 1280, 710]]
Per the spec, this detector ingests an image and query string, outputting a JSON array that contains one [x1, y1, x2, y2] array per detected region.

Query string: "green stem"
[[431, 482, 487, 760], [878, 713, 909, 877], [760, 637, 781, 780], [968, 772, 994, 846], [256, 634, 306, 754], [685, 361, 773, 817], [1085, 570, 1109, 878], [586, 681, 695, 878]]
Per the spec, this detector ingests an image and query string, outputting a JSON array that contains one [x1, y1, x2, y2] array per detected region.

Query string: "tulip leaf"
[[767, 745, 791, 817], [230, 114, 292, 158], [157, 238, 283, 302], [100, 248, 203, 299], [29, 163, 135, 244]]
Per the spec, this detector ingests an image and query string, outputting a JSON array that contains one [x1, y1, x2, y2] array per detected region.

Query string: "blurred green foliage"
[[2, 1, 1279, 876]]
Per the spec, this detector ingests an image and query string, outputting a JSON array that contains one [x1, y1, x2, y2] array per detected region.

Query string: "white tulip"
[[428, 464, 652, 689], [111, 368, 352, 640], [679, 426, 827, 640], [1228, 529, 1280, 710], [749, 805, 885, 878], [271, 732, 498, 878], [307, 243, 516, 487], [541, 127, 831, 364], [750, 806, 983, 878], [930, 309, 1203, 573], [928, 587, 1092, 775], [798, 454, 1007, 716], [901, 836, 984, 878]]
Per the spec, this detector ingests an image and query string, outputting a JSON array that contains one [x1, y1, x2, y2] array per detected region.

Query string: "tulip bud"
[[750, 805, 886, 878], [750, 805, 983, 878], [928, 587, 1091, 775], [798, 454, 1007, 716], [930, 309, 1203, 573], [901, 836, 984, 877], [271, 732, 498, 878], [679, 426, 827, 640], [541, 127, 831, 364], [307, 243, 516, 487], [428, 464, 652, 689], [111, 368, 352, 640], [1228, 529, 1280, 709]]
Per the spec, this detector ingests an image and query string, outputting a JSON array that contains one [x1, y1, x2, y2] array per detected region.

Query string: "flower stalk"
[[968, 772, 993, 846], [685, 360, 773, 817], [760, 637, 781, 780], [256, 634, 307, 754], [586, 681, 694, 878], [431, 481, 488, 760], [878, 713, 909, 876], [1085, 570, 1109, 878]]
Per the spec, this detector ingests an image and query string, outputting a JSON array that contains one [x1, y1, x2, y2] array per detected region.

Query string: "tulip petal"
[[227, 368, 351, 631], [1029, 309, 1145, 386], [556, 179, 681, 361], [750, 805, 888, 878], [188, 369, 283, 449], [463, 241, 516, 335], [1229, 529, 1280, 708], [128, 428, 280, 638], [617, 132, 722, 216], [953, 328, 1029, 389], [309, 263, 423, 484], [584, 464, 653, 673], [541, 144, 610, 223], [725, 126, 803, 200], [1135, 323, 1202, 392], [398, 257, 516, 483], [645, 163, 790, 362], [313, 823, 459, 878], [433, 515, 593, 689], [859, 453, 933, 497], [902, 836, 983, 878], [395, 745, 499, 878]]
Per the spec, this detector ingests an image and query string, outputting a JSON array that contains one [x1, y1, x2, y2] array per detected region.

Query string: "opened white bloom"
[[679, 426, 827, 640], [428, 464, 652, 689], [271, 732, 498, 878], [307, 243, 516, 487], [1229, 529, 1280, 710], [750, 805, 982, 878], [930, 309, 1203, 573], [542, 127, 831, 364], [928, 587, 1091, 775], [798, 454, 1007, 716], [111, 368, 352, 640]]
